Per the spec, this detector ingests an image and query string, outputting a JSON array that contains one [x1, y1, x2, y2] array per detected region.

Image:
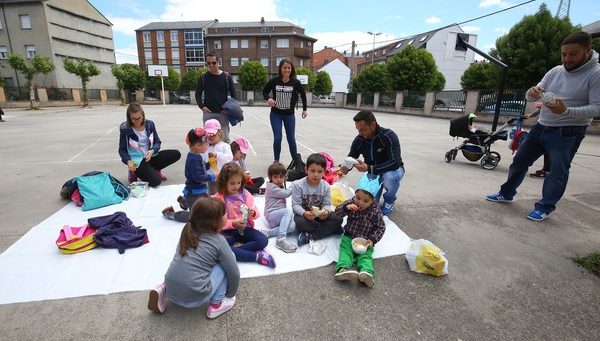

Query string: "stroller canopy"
[[449, 113, 476, 138]]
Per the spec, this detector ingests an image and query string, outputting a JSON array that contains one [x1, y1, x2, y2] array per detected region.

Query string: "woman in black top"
[[262, 59, 308, 163]]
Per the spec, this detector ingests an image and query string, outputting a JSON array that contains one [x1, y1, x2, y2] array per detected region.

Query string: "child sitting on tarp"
[[231, 136, 265, 194], [333, 174, 386, 288]]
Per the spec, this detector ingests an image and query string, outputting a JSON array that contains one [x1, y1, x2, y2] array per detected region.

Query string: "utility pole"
[[350, 40, 356, 78]]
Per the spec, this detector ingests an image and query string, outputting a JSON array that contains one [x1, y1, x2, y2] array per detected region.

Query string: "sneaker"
[[256, 250, 276, 268], [275, 237, 297, 253], [358, 271, 375, 287], [527, 209, 549, 221], [177, 196, 188, 210], [380, 202, 394, 216], [206, 296, 236, 319], [128, 171, 138, 183], [485, 192, 513, 202], [335, 268, 358, 282], [529, 170, 548, 178], [159, 171, 167, 181], [148, 283, 167, 313], [162, 206, 175, 220], [297, 232, 310, 246]]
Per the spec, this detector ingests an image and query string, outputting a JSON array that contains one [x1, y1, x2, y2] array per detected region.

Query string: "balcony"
[[294, 47, 311, 59]]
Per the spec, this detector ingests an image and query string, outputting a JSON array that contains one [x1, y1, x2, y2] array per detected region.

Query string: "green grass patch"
[[572, 252, 600, 277]]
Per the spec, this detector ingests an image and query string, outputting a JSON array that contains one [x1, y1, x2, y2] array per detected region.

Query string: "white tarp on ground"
[[0, 185, 410, 305]]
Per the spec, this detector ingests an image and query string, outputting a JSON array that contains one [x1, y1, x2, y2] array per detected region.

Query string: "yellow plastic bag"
[[330, 180, 354, 207], [405, 239, 448, 276]]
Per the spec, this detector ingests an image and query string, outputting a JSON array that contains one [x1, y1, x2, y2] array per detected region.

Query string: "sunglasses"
[[206, 61, 218, 65]]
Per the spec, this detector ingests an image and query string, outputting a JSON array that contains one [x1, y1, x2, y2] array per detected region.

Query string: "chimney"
[[261, 17, 265, 24]]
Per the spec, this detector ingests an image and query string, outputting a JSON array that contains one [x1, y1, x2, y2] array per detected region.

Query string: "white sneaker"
[[148, 283, 167, 313], [275, 237, 297, 253], [206, 296, 236, 319], [358, 271, 375, 287]]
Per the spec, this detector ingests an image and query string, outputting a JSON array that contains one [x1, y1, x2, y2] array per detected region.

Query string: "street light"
[[367, 31, 382, 63]]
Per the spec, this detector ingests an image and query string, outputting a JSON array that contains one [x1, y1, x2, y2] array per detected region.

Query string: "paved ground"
[[0, 104, 599, 341]]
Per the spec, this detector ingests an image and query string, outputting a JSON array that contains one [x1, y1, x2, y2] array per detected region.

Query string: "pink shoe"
[[148, 283, 167, 313], [159, 171, 167, 181], [206, 296, 236, 319], [256, 250, 276, 268], [128, 171, 138, 183]]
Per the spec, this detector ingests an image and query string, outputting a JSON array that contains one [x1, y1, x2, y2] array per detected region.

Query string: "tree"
[[386, 45, 443, 91], [295, 67, 315, 91], [460, 62, 499, 90], [354, 63, 389, 93], [313, 71, 333, 96], [431, 71, 446, 92], [239, 61, 268, 91], [491, 4, 575, 89], [63, 58, 100, 107], [592, 38, 600, 55], [111, 63, 145, 104], [180, 68, 206, 91], [146, 66, 180, 91], [7, 53, 54, 109]]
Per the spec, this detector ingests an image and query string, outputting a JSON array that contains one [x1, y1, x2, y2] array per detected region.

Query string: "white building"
[[360, 24, 477, 90], [316, 58, 351, 93]]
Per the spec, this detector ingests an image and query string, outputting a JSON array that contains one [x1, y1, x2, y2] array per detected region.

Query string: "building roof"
[[582, 20, 600, 36], [385, 24, 463, 57], [208, 20, 301, 28], [136, 21, 214, 31]]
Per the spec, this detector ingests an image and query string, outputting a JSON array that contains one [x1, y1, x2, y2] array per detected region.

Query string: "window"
[[307, 42, 312, 47], [232, 75, 239, 83], [408, 39, 414, 45], [240, 39, 249, 48], [184, 30, 203, 45], [158, 49, 166, 60], [230, 39, 238, 48], [20, 15, 31, 29], [143, 32, 151, 43], [300, 41, 304, 48], [241, 57, 249, 65], [25, 45, 36, 58], [261, 27, 270, 33], [230, 58, 239, 67], [260, 39, 269, 49], [276, 39, 289, 48], [0, 46, 7, 59], [170, 31, 178, 42], [260, 57, 269, 66], [420, 35, 428, 42], [172, 49, 179, 60], [156, 31, 164, 43], [276, 57, 284, 65], [455, 33, 469, 51], [230, 27, 239, 33], [185, 47, 205, 63], [214, 40, 222, 49], [299, 59, 304, 66], [396, 42, 403, 48]]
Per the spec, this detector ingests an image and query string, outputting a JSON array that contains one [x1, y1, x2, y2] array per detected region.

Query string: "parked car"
[[169, 91, 191, 104], [312, 95, 335, 104], [480, 100, 525, 116]]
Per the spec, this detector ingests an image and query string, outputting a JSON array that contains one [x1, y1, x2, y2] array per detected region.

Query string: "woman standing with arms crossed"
[[262, 59, 308, 163]]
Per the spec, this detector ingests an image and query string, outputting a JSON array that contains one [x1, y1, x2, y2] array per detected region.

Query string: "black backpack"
[[286, 153, 307, 181]]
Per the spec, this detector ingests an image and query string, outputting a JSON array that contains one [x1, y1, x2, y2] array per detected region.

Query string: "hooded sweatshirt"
[[527, 50, 600, 127]]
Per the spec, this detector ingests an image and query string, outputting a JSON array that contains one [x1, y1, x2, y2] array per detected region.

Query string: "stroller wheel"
[[481, 155, 499, 170], [445, 151, 452, 163], [490, 151, 501, 162], [452, 149, 458, 160]]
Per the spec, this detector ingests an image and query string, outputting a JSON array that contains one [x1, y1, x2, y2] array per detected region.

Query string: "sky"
[[88, 0, 600, 64]]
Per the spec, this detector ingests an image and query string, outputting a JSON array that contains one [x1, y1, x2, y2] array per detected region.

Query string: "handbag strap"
[[63, 224, 88, 240]]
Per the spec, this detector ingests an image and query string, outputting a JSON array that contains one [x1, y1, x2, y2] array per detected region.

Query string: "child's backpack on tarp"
[[88, 211, 149, 254], [76, 172, 126, 211], [55, 224, 97, 254], [287, 153, 307, 181], [319, 151, 340, 185], [61, 171, 130, 207]]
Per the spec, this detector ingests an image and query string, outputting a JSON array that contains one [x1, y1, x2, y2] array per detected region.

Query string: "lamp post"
[[367, 31, 382, 64]]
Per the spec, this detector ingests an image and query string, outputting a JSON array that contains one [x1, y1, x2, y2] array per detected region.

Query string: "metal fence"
[[235, 90, 248, 102], [477, 89, 527, 116], [402, 91, 426, 108], [253, 91, 266, 103], [4, 87, 37, 101], [346, 93, 357, 105], [379, 92, 396, 107], [434, 90, 466, 111], [106, 89, 121, 101], [46, 87, 73, 101], [362, 93, 374, 106], [86, 89, 101, 101]]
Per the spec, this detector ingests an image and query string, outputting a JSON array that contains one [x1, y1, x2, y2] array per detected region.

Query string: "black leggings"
[[135, 149, 181, 187], [244, 177, 265, 194], [294, 213, 343, 240]]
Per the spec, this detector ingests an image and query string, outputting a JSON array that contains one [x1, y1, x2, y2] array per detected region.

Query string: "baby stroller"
[[444, 113, 517, 170]]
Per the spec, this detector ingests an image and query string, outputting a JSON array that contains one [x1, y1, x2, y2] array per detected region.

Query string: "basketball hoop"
[[154, 70, 163, 76]]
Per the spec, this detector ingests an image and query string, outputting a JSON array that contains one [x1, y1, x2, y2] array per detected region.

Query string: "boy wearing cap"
[[231, 136, 265, 194], [163, 128, 215, 222], [333, 174, 386, 287]]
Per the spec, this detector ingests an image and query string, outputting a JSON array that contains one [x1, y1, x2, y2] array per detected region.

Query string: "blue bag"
[[76, 172, 123, 211]]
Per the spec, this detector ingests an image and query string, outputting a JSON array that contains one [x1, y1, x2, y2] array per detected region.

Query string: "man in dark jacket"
[[341, 110, 405, 215], [195, 52, 236, 142]]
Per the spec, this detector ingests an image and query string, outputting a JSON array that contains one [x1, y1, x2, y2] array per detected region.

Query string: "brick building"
[[136, 18, 317, 83]]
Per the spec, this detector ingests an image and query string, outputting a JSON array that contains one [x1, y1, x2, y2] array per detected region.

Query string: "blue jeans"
[[222, 227, 268, 262], [270, 111, 297, 162], [266, 208, 296, 237], [208, 264, 228, 304], [499, 123, 586, 214], [374, 167, 405, 206]]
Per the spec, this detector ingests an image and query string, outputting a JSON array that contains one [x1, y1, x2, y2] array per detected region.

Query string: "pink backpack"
[[319, 152, 340, 185]]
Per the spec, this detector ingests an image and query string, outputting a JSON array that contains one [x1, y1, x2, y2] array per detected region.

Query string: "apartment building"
[[0, 0, 117, 89], [136, 18, 317, 82], [358, 24, 477, 90]]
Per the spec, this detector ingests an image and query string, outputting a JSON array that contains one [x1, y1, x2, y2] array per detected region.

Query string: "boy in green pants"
[[333, 174, 386, 287]]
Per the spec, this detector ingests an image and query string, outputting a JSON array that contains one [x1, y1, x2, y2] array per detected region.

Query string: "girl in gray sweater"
[[148, 197, 240, 319], [264, 163, 297, 253]]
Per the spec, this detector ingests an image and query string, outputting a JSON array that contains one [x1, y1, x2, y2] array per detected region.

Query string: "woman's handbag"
[[286, 153, 307, 181]]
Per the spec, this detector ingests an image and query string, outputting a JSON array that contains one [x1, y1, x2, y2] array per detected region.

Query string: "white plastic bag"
[[330, 180, 354, 207], [405, 239, 448, 276], [308, 240, 327, 255], [129, 181, 149, 198]]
